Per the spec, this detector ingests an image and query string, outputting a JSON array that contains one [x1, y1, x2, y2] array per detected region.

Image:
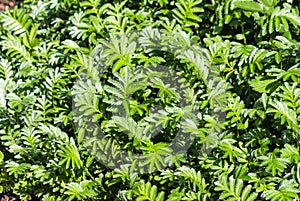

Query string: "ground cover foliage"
[[0, 0, 300, 200]]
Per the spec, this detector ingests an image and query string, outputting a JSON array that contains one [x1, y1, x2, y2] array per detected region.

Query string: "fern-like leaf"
[[262, 180, 300, 201], [215, 175, 258, 201], [0, 9, 32, 35]]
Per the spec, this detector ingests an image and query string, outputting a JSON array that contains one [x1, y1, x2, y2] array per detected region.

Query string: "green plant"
[[0, 0, 300, 200]]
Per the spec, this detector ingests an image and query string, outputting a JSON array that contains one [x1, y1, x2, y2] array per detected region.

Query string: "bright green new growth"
[[0, 0, 300, 200]]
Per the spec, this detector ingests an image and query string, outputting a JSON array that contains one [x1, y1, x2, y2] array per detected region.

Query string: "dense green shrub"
[[0, 0, 300, 200]]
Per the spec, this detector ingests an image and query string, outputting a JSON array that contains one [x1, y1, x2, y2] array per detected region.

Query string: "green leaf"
[[233, 1, 265, 13], [0, 9, 32, 35], [261, 0, 277, 7], [215, 175, 258, 201], [248, 76, 279, 93], [259, 154, 288, 176], [58, 138, 83, 169], [263, 180, 300, 201], [0, 151, 3, 163]]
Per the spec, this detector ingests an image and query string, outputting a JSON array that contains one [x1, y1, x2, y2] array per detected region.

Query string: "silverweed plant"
[[0, 0, 300, 200]]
